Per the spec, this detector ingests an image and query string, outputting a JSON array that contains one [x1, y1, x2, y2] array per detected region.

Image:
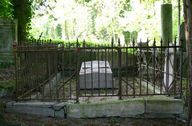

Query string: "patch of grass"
[[109, 117, 120, 125], [0, 80, 15, 91], [0, 100, 5, 121]]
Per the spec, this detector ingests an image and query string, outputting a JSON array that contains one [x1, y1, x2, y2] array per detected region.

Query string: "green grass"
[[0, 80, 15, 91]]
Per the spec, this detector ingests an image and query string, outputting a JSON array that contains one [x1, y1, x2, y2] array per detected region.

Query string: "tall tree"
[[183, 0, 192, 125], [12, 0, 32, 42]]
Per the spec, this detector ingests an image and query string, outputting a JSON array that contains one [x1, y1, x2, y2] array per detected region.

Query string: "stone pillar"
[[161, 4, 173, 45]]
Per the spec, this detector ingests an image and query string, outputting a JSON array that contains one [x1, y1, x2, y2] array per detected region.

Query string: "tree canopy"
[[0, 0, 183, 43], [29, 0, 183, 44], [0, 0, 13, 18]]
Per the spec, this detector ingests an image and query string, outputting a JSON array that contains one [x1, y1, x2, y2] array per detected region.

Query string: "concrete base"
[[6, 96, 184, 119]]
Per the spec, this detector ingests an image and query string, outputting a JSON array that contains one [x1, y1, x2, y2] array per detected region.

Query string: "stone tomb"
[[79, 61, 112, 89]]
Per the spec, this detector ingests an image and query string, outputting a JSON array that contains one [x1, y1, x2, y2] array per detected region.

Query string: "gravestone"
[[0, 18, 16, 64], [0, 19, 17, 83], [79, 61, 112, 89], [163, 45, 174, 91]]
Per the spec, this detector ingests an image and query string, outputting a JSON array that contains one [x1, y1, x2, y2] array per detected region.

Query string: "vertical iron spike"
[[118, 38, 120, 47], [76, 38, 79, 48], [83, 39, 86, 47], [153, 38, 156, 46], [111, 37, 114, 47], [133, 39, 135, 47], [174, 37, 177, 46], [160, 38, 163, 47]]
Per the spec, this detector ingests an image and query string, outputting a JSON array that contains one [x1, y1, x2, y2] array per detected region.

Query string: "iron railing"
[[14, 39, 183, 102]]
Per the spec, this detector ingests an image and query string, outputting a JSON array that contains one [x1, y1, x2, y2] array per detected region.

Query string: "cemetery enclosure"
[[14, 39, 183, 102]]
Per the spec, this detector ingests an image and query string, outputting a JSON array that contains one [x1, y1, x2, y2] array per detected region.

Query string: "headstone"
[[163, 45, 174, 91], [79, 61, 113, 89], [0, 18, 15, 64]]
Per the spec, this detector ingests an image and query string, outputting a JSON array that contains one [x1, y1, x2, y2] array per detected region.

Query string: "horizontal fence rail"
[[14, 39, 184, 102]]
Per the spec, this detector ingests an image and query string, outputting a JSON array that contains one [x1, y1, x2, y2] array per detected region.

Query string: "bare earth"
[[0, 113, 185, 126]]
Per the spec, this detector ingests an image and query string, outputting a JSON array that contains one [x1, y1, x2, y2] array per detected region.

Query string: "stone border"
[[6, 96, 184, 119]]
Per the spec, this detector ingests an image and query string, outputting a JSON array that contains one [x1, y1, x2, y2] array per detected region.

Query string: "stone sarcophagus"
[[79, 61, 112, 89]]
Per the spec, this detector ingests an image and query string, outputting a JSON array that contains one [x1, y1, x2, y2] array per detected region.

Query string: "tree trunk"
[[12, 0, 31, 42], [183, 0, 192, 126]]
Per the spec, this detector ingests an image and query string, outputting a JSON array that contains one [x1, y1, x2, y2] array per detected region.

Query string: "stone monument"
[[79, 60, 113, 89]]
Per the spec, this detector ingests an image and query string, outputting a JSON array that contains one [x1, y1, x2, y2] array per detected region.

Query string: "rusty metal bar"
[[76, 39, 80, 103], [153, 39, 156, 94], [111, 38, 114, 95], [139, 40, 142, 95], [118, 39, 122, 100], [146, 38, 149, 94], [160, 38, 163, 94], [126, 47, 128, 95]]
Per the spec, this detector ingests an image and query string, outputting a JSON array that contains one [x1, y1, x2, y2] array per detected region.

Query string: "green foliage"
[[30, 39, 111, 47], [163, 0, 172, 4], [0, 80, 15, 90], [0, 0, 183, 44], [29, 0, 182, 44], [0, 0, 13, 18]]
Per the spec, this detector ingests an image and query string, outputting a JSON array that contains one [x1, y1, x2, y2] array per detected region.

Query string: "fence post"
[[13, 42, 18, 101], [180, 39, 183, 98], [118, 38, 122, 100], [76, 39, 80, 103], [56, 50, 59, 102], [153, 38, 156, 94], [111, 38, 114, 95]]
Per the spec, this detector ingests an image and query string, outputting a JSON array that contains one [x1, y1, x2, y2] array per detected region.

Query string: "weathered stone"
[[53, 102, 67, 118], [6, 96, 184, 119], [145, 96, 183, 114], [67, 98, 145, 118], [6, 102, 55, 117], [79, 61, 112, 89]]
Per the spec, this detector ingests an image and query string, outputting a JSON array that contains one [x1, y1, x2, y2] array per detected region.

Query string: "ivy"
[[11, 0, 32, 41], [0, 0, 33, 41], [0, 0, 13, 18]]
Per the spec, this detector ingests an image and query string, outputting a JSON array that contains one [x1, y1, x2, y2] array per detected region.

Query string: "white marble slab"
[[79, 61, 113, 89]]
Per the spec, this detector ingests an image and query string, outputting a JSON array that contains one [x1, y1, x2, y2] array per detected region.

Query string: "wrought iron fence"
[[14, 39, 183, 102]]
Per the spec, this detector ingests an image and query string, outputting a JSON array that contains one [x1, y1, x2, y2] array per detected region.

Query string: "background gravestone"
[[0, 19, 17, 95], [0, 18, 16, 64]]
